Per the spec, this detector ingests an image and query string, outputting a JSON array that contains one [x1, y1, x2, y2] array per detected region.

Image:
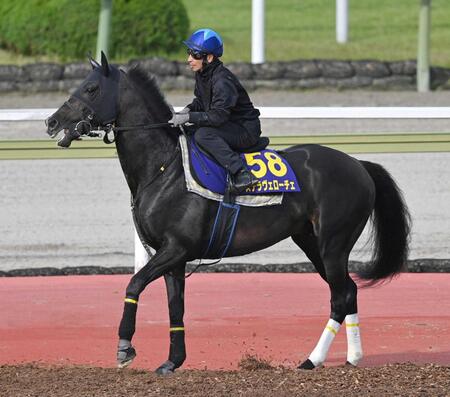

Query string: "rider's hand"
[[169, 113, 190, 127]]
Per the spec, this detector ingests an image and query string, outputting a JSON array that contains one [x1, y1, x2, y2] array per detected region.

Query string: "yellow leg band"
[[170, 327, 185, 332], [326, 325, 338, 335], [124, 298, 138, 304], [346, 323, 360, 327]]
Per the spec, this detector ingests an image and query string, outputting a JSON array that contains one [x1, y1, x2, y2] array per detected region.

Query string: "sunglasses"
[[187, 48, 206, 60]]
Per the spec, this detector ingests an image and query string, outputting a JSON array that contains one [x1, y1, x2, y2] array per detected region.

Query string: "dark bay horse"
[[46, 53, 410, 374]]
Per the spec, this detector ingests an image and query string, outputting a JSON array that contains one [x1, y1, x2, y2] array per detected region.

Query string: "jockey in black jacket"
[[169, 28, 260, 194]]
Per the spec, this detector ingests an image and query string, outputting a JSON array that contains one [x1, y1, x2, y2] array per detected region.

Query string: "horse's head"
[[46, 52, 121, 147]]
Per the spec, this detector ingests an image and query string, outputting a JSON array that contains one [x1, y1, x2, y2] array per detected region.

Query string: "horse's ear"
[[88, 52, 100, 69], [101, 51, 110, 77]]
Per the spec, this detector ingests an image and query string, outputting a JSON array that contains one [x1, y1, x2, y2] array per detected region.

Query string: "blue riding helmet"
[[183, 28, 223, 57]]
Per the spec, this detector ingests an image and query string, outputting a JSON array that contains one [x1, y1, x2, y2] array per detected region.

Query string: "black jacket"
[[187, 59, 261, 135]]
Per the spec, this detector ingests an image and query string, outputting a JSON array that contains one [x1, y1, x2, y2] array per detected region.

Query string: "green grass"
[[182, 0, 450, 67], [0, 49, 60, 65], [0, 0, 449, 67]]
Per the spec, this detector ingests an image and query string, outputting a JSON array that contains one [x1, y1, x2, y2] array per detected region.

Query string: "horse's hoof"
[[117, 346, 136, 369], [345, 360, 357, 367], [155, 360, 176, 375], [298, 359, 315, 370]]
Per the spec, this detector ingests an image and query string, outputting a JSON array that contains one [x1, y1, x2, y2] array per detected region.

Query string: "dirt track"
[[2, 362, 449, 397], [2, 273, 450, 396]]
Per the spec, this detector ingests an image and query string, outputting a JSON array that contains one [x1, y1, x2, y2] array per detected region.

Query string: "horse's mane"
[[127, 66, 173, 123]]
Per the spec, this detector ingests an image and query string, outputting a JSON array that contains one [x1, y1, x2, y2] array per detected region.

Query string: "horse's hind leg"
[[298, 251, 351, 370], [344, 281, 363, 366], [155, 266, 187, 375], [293, 222, 364, 369], [291, 231, 341, 369], [292, 228, 327, 282]]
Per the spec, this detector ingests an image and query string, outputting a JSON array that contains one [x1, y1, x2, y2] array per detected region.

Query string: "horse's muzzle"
[[45, 117, 61, 138], [55, 125, 84, 148]]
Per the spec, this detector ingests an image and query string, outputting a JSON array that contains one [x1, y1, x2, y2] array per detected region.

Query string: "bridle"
[[61, 77, 185, 194], [63, 70, 178, 145]]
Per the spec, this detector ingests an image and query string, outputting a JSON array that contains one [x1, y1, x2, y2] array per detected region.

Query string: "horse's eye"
[[85, 83, 98, 94]]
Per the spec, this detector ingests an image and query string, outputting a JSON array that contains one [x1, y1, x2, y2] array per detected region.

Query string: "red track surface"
[[1, 274, 450, 370]]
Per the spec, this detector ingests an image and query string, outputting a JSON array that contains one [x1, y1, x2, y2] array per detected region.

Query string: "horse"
[[46, 53, 411, 374]]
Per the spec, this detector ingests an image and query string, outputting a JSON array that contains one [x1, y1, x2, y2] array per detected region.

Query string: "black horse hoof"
[[345, 361, 357, 367], [117, 346, 136, 369], [155, 360, 176, 375], [298, 359, 315, 370]]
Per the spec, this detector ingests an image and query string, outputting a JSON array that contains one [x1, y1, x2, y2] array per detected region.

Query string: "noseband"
[[54, 99, 102, 148]]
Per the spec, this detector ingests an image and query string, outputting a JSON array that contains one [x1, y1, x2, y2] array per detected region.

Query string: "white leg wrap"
[[345, 313, 363, 365], [308, 319, 341, 367]]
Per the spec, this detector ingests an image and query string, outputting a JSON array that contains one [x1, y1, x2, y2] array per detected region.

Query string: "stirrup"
[[229, 171, 258, 194]]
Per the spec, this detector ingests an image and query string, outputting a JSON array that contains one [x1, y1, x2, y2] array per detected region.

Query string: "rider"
[[169, 28, 260, 194]]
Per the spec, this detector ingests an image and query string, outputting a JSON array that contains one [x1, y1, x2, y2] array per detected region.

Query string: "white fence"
[[3, 107, 450, 121]]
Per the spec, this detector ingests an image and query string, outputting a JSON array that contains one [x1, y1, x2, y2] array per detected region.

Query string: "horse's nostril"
[[47, 118, 58, 129]]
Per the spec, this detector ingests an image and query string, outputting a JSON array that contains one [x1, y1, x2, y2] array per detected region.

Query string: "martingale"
[[189, 139, 301, 195]]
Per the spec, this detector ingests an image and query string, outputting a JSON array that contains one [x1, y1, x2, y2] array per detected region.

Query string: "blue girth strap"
[[202, 199, 241, 259]]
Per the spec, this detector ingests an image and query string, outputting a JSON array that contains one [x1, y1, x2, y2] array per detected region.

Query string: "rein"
[[101, 122, 177, 144], [112, 122, 174, 132]]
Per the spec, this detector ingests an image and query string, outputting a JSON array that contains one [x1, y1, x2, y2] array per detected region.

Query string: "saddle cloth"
[[179, 135, 283, 207], [188, 136, 300, 195]]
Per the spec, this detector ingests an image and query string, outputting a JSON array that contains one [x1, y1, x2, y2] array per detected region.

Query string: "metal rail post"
[[96, 0, 113, 61], [417, 0, 431, 92], [252, 0, 265, 64], [336, 0, 349, 43]]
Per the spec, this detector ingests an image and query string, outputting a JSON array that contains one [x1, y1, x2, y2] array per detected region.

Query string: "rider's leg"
[[195, 124, 247, 174], [194, 122, 259, 191]]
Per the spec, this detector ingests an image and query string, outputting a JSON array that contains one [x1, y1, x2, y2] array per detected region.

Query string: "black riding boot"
[[230, 168, 259, 194]]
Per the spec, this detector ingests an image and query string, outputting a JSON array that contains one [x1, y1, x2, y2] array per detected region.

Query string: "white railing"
[[3, 107, 450, 121]]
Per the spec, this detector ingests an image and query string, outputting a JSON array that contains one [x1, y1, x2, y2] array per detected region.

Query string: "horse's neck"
[[114, 92, 177, 197]]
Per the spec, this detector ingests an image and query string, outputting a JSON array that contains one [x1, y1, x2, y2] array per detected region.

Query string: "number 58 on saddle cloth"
[[187, 137, 301, 196]]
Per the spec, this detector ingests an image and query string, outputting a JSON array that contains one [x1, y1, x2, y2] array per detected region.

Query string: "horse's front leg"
[[155, 266, 186, 375], [117, 243, 187, 368]]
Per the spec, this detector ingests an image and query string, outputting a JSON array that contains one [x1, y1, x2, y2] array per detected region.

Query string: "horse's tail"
[[357, 161, 411, 286]]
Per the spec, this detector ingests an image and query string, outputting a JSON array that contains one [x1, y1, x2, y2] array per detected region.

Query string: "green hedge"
[[0, 0, 189, 60]]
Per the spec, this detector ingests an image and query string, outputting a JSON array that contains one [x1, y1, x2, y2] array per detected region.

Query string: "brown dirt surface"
[[1, 360, 449, 397]]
